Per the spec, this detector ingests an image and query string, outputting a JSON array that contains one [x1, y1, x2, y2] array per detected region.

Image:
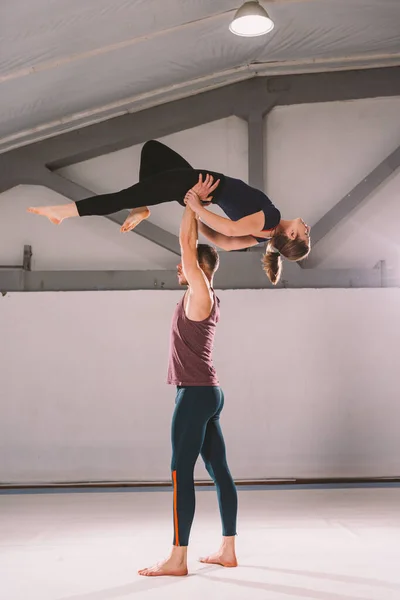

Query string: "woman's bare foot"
[[138, 547, 188, 577], [199, 536, 238, 567], [120, 207, 150, 232], [27, 204, 78, 224]]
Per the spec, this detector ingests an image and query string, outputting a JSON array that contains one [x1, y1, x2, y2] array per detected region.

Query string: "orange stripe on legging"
[[172, 470, 180, 546]]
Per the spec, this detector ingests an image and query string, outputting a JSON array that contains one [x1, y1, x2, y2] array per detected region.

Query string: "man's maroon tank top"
[[167, 291, 220, 386]]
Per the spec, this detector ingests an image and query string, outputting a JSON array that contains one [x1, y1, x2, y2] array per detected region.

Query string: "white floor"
[[1, 487, 400, 600]]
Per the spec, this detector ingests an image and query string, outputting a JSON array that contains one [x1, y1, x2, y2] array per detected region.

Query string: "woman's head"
[[262, 218, 311, 285]]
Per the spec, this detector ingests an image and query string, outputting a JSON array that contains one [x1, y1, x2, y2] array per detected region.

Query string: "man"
[[138, 202, 238, 577]]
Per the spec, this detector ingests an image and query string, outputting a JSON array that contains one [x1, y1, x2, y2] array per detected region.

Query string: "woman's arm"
[[184, 190, 264, 236], [199, 222, 259, 251], [196, 205, 264, 237], [198, 221, 232, 248]]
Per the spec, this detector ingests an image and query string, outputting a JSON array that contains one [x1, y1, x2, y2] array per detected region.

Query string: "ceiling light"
[[229, 1, 274, 37]]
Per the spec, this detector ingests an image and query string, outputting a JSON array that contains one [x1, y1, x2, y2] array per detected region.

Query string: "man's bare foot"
[[138, 557, 188, 577], [120, 207, 150, 232], [27, 204, 78, 224], [199, 537, 238, 568], [199, 550, 238, 568]]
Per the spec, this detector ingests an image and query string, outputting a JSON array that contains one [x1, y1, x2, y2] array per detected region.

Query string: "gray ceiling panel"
[[1, 0, 400, 151]]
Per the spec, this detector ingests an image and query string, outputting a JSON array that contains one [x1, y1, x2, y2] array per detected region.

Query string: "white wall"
[[1, 289, 400, 484], [2, 98, 400, 485], [266, 97, 400, 278], [0, 186, 177, 271]]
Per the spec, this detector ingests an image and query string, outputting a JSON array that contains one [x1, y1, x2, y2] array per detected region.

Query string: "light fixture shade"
[[229, 1, 274, 37]]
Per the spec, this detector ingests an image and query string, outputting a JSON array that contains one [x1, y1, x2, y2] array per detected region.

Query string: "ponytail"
[[262, 243, 282, 285], [262, 233, 311, 285]]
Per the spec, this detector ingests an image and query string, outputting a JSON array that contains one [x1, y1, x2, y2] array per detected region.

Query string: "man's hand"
[[192, 173, 220, 202], [184, 189, 204, 213]]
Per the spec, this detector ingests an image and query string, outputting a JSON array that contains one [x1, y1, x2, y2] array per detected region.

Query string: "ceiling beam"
[[2, 62, 400, 154], [303, 144, 400, 268], [104, 212, 181, 256], [0, 253, 389, 292], [1, 67, 400, 162], [248, 111, 265, 191], [0, 266, 385, 292], [2, 80, 254, 167], [274, 67, 400, 105]]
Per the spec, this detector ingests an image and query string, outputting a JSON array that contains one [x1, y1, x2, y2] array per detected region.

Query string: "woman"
[[28, 140, 311, 284]]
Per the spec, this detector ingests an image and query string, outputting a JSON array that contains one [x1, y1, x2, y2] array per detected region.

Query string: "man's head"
[[177, 243, 220, 286]]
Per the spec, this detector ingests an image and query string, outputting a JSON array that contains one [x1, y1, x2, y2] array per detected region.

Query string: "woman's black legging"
[[75, 140, 224, 217]]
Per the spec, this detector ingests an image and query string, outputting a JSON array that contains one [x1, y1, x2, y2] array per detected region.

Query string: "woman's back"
[[214, 176, 281, 240]]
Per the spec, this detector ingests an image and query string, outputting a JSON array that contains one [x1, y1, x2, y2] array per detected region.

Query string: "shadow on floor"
[[56, 574, 190, 600], [198, 570, 370, 600], [250, 565, 400, 591], [198, 562, 398, 600], [55, 562, 400, 600]]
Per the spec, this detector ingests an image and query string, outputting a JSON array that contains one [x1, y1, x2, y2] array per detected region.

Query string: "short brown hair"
[[197, 244, 219, 275]]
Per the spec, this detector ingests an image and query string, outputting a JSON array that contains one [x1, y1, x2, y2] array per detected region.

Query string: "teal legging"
[[171, 386, 238, 546]]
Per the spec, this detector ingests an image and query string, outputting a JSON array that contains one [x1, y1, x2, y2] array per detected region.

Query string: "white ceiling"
[[1, 0, 400, 152]]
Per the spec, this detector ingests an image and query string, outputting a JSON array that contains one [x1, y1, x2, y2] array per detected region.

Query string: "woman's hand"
[[192, 173, 220, 202], [184, 189, 204, 213]]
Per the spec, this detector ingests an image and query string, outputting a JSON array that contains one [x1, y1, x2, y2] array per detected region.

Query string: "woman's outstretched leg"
[[121, 141, 193, 231], [139, 140, 193, 181], [28, 167, 222, 226], [27, 141, 192, 226]]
